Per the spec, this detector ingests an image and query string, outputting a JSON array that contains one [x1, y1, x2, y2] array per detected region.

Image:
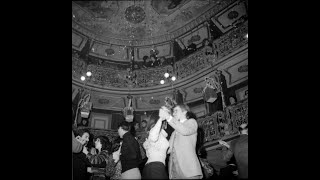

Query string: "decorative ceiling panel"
[[91, 94, 126, 110], [134, 94, 170, 110], [218, 48, 248, 88], [72, 0, 235, 46], [72, 31, 85, 48], [90, 42, 130, 61], [212, 0, 247, 33]]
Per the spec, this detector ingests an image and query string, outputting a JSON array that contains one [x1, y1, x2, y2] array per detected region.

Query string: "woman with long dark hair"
[[84, 136, 118, 179], [142, 113, 169, 179]]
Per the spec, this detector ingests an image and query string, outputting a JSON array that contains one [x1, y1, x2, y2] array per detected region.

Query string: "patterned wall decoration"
[[178, 24, 210, 48], [218, 48, 248, 88], [134, 65, 174, 88], [151, 0, 190, 16], [91, 94, 126, 110], [174, 49, 215, 79], [215, 20, 247, 56], [136, 42, 173, 61], [135, 94, 169, 110], [198, 99, 248, 142], [90, 42, 130, 62], [212, 0, 247, 33], [182, 75, 214, 102]]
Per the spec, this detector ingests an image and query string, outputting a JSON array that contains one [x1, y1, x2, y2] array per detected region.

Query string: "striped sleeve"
[[88, 150, 109, 165]]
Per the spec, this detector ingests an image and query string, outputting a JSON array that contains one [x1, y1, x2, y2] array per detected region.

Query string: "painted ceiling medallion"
[[227, 10, 239, 20], [105, 48, 115, 55], [125, 5, 146, 24], [98, 98, 110, 104], [238, 64, 248, 72]]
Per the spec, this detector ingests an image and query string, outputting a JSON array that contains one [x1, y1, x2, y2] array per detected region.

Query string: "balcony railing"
[[72, 21, 248, 89]]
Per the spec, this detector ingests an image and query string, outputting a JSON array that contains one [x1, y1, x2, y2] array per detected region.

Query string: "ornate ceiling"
[[72, 0, 220, 45]]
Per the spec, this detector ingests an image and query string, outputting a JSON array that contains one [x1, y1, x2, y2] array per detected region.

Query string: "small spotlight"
[[160, 80, 165, 84], [72, 14, 75, 18], [171, 76, 176, 81], [164, 73, 169, 78], [80, 76, 85, 81], [245, 33, 248, 38], [86, 71, 92, 77]]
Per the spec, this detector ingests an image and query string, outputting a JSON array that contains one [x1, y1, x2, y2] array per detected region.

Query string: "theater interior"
[[72, 0, 247, 178]]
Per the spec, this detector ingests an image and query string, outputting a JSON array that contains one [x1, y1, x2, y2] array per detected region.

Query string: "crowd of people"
[[72, 103, 248, 180]]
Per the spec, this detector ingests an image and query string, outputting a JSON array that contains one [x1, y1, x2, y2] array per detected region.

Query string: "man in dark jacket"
[[219, 124, 248, 180], [118, 121, 142, 179]]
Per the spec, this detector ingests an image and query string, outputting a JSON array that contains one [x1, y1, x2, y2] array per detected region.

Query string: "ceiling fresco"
[[72, 0, 219, 41]]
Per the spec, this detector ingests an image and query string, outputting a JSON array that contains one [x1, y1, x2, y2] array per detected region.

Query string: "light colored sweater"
[[143, 119, 169, 165]]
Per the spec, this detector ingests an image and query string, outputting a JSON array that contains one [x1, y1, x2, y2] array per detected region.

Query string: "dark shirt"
[[120, 132, 142, 173], [230, 134, 248, 179], [73, 152, 91, 180]]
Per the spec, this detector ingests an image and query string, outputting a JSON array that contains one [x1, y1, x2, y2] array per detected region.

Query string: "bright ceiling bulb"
[[171, 76, 176, 81], [86, 71, 92, 77], [164, 73, 169, 78], [80, 76, 85, 81], [160, 80, 165, 84]]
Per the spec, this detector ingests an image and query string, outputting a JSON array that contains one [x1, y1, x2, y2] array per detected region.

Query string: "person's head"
[[94, 136, 111, 153], [134, 122, 140, 131], [160, 57, 165, 63], [239, 123, 248, 135], [81, 119, 88, 125], [229, 96, 237, 105], [118, 121, 131, 138], [172, 104, 190, 121], [73, 129, 90, 145], [141, 120, 147, 129], [143, 55, 149, 62], [202, 38, 212, 47]]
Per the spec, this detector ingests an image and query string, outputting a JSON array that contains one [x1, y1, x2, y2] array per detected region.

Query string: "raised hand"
[[82, 146, 89, 155], [159, 106, 171, 120]]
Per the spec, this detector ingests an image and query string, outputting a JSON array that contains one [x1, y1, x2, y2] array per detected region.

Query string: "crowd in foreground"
[[72, 104, 248, 180]]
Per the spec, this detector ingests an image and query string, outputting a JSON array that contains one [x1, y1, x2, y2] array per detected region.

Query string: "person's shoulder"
[[185, 118, 198, 125]]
